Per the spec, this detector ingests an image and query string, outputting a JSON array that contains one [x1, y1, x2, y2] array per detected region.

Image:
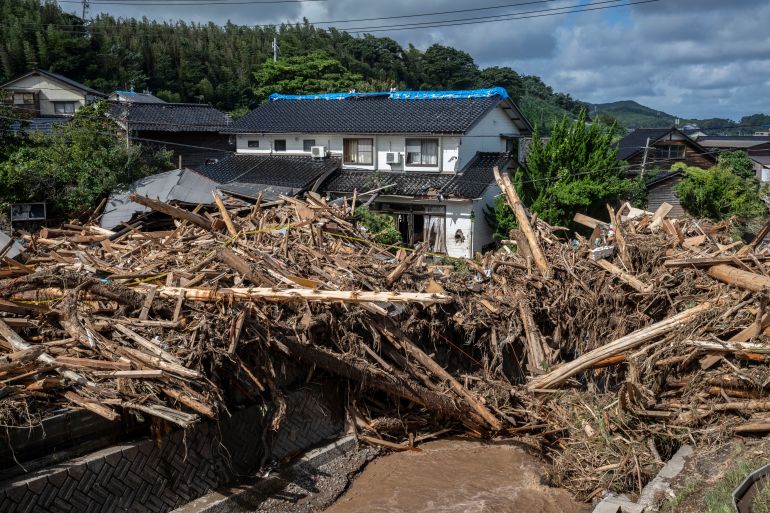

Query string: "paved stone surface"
[[0, 386, 343, 513]]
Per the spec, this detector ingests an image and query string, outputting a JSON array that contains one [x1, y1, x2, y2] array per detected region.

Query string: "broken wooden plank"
[[595, 259, 652, 293], [63, 390, 120, 421]]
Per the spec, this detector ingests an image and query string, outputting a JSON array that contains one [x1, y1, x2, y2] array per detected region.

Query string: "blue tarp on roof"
[[268, 87, 509, 102]]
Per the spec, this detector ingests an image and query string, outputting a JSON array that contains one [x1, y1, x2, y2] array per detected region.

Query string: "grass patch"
[[660, 479, 698, 513], [703, 458, 761, 513]]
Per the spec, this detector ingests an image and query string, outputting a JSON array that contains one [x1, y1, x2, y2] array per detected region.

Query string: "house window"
[[656, 144, 685, 160], [405, 138, 439, 166], [53, 101, 77, 114], [247, 140, 260, 148], [12, 93, 34, 106], [303, 139, 316, 152], [274, 139, 286, 152], [343, 138, 374, 165]]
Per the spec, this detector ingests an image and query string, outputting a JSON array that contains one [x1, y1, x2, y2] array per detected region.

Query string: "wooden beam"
[[664, 256, 770, 268], [708, 264, 770, 292], [573, 212, 607, 230], [528, 303, 713, 390], [493, 166, 549, 277], [212, 191, 239, 238], [129, 193, 213, 231], [595, 259, 652, 293]]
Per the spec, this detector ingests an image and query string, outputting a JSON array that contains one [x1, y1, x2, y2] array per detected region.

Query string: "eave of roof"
[[1, 69, 106, 97]]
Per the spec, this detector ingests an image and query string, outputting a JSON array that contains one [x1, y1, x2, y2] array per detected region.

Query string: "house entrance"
[[376, 203, 446, 253]]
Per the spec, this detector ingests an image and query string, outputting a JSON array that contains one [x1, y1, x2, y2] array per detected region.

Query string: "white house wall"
[[445, 201, 474, 258], [6, 75, 86, 116], [472, 184, 502, 253], [460, 106, 521, 168]]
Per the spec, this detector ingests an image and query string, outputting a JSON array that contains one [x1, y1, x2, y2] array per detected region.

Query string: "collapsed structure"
[[1, 169, 770, 506]]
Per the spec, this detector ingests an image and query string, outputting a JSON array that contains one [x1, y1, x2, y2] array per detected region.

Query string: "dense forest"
[[0, 0, 585, 128]]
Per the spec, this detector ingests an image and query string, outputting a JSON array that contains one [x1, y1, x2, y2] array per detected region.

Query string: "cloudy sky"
[[58, 0, 770, 120]]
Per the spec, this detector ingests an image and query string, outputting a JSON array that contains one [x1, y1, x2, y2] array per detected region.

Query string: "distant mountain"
[[588, 100, 770, 135]]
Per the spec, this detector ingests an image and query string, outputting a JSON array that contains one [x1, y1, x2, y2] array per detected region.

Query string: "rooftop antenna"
[[81, 0, 90, 20]]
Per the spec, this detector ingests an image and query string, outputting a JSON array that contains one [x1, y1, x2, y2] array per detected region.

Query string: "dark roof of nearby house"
[[697, 135, 770, 149], [227, 88, 531, 135], [9, 116, 70, 135], [644, 169, 683, 188], [616, 128, 673, 161], [196, 154, 340, 200], [318, 152, 512, 199], [109, 91, 167, 104], [110, 102, 231, 132], [0, 69, 105, 97]]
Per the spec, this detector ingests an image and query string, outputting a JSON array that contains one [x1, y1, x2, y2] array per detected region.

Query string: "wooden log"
[[686, 339, 770, 353], [386, 244, 425, 287], [160, 387, 216, 419], [120, 346, 201, 379], [217, 247, 267, 286], [113, 323, 182, 365], [378, 326, 503, 431], [212, 191, 239, 238], [493, 166, 549, 277], [145, 285, 451, 305], [518, 297, 547, 373], [94, 370, 164, 378], [63, 390, 119, 421], [528, 303, 713, 390], [0, 318, 88, 385], [129, 193, 213, 231], [55, 356, 132, 371], [664, 256, 770, 268], [735, 421, 770, 433], [708, 264, 770, 292], [595, 259, 652, 293]]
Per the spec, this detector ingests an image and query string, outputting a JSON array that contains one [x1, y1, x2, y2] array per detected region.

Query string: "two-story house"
[[617, 127, 717, 217], [200, 88, 531, 257]]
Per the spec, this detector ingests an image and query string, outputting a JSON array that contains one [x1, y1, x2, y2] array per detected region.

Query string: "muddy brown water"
[[323, 438, 589, 513]]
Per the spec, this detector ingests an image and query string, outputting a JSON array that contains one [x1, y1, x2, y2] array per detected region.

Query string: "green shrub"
[[673, 162, 767, 220], [355, 206, 402, 246]]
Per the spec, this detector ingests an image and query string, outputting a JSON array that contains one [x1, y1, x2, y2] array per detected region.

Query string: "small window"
[[656, 144, 685, 160], [274, 139, 287, 152], [405, 138, 439, 166], [343, 138, 374, 165], [53, 101, 77, 114], [303, 139, 316, 152], [247, 140, 260, 148], [13, 93, 35, 106]]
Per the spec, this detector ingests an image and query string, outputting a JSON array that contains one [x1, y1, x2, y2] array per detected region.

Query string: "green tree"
[[673, 162, 767, 220], [420, 44, 479, 90], [252, 52, 369, 103], [510, 109, 629, 227], [477, 66, 524, 101], [717, 150, 755, 180], [0, 102, 172, 216], [355, 205, 401, 246]]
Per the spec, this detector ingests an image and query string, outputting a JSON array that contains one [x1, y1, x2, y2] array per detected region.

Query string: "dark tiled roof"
[[227, 91, 505, 134], [9, 116, 70, 135], [617, 128, 673, 161], [645, 169, 683, 188], [318, 152, 512, 199], [196, 154, 340, 200], [443, 152, 513, 198], [320, 170, 453, 197], [111, 102, 231, 132]]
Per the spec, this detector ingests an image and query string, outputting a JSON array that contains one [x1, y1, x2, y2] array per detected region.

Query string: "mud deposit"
[[323, 438, 589, 513]]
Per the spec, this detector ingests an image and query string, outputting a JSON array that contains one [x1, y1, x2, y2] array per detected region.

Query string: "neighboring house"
[[220, 87, 532, 257], [1, 68, 106, 135], [110, 95, 233, 169], [0, 68, 105, 116], [698, 136, 770, 182], [617, 127, 717, 217]]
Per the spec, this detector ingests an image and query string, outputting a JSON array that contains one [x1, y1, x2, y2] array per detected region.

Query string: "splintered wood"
[[2, 176, 770, 501]]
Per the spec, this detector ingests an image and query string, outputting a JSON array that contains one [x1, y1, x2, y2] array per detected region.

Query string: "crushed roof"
[[196, 154, 340, 200], [227, 88, 512, 135], [110, 102, 231, 132]]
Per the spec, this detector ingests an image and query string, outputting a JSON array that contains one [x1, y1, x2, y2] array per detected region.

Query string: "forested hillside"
[[589, 100, 770, 134], [0, 0, 585, 129]]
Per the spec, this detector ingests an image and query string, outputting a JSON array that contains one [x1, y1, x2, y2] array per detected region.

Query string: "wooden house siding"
[[624, 134, 716, 176], [647, 174, 684, 218]]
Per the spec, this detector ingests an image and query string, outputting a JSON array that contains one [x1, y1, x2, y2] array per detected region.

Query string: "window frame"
[[13, 93, 35, 106], [53, 101, 77, 114], [247, 140, 260, 148], [303, 139, 316, 152], [405, 138, 439, 167], [273, 139, 287, 152], [657, 144, 685, 160], [343, 138, 374, 166]]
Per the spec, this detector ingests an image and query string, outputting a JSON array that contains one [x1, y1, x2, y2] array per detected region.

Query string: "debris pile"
[[1, 171, 769, 502]]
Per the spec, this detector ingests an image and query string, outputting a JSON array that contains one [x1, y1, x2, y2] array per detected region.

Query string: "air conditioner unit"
[[385, 151, 401, 164], [311, 146, 327, 158]]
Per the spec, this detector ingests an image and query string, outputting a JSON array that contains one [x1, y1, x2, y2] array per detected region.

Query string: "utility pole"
[[81, 0, 90, 20], [640, 137, 651, 178], [272, 37, 277, 62]]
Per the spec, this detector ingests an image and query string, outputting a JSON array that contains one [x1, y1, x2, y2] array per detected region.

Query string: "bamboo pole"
[[493, 166, 550, 277], [528, 302, 713, 390], [144, 285, 451, 305]]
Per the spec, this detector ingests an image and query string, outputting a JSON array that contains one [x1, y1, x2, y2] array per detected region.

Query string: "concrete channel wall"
[[0, 385, 344, 513]]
